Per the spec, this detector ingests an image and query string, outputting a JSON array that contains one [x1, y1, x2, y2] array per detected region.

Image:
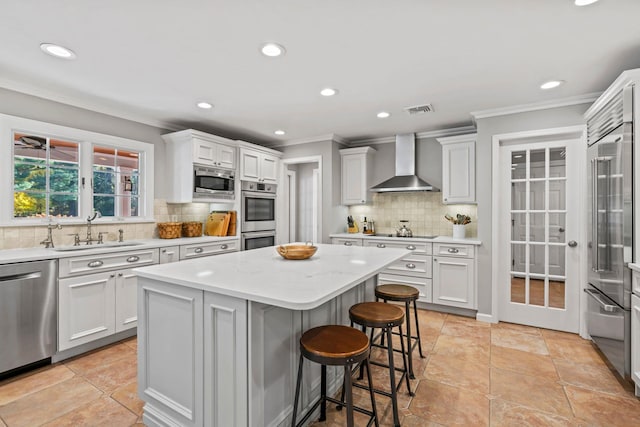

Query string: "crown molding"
[[347, 125, 477, 146], [266, 133, 348, 148], [0, 78, 182, 131], [470, 92, 601, 121]]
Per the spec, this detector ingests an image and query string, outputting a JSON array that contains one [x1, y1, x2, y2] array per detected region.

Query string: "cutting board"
[[205, 212, 229, 236], [226, 210, 237, 236]]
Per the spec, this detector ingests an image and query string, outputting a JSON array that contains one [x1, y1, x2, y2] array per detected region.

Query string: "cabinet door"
[[241, 150, 260, 181], [217, 144, 236, 170], [194, 139, 216, 165], [432, 256, 475, 309], [59, 272, 115, 351], [442, 141, 475, 204], [260, 154, 278, 184], [632, 294, 640, 390], [341, 154, 366, 205], [115, 268, 138, 333], [159, 246, 180, 263]]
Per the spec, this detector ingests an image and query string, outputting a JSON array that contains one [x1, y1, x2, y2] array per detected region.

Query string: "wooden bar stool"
[[348, 302, 413, 427], [291, 325, 378, 427], [375, 284, 425, 379]]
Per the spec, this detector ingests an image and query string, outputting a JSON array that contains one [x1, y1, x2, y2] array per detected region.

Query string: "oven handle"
[[242, 191, 276, 199], [584, 288, 619, 312]]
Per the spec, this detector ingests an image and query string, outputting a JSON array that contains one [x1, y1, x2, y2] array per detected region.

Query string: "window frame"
[[0, 113, 155, 226]]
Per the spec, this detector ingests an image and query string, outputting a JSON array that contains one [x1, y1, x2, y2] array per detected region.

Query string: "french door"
[[498, 137, 583, 332]]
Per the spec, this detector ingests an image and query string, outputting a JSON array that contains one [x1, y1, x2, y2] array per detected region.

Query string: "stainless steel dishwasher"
[[0, 259, 57, 375]]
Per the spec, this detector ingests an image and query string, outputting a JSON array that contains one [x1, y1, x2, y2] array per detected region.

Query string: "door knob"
[[568, 240, 577, 247]]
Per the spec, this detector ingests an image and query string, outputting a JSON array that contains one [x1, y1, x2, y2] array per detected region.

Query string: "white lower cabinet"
[[58, 271, 116, 351], [632, 293, 640, 396], [432, 244, 475, 309], [159, 245, 180, 263], [330, 237, 363, 247]]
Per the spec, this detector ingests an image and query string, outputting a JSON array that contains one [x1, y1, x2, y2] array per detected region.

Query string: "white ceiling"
[[1, 0, 639, 145]]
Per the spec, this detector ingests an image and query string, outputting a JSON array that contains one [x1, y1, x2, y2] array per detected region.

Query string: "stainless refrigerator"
[[586, 84, 634, 379]]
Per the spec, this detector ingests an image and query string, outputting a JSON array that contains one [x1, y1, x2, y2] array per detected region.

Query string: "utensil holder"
[[452, 224, 466, 239]]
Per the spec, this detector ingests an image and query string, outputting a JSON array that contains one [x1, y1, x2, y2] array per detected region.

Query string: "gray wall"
[[0, 88, 171, 198], [474, 103, 590, 316]]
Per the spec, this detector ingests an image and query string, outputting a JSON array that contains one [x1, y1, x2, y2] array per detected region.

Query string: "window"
[[1, 113, 154, 225], [13, 133, 80, 218]]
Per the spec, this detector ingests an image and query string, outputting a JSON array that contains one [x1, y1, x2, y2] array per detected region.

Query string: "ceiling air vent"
[[403, 103, 434, 115]]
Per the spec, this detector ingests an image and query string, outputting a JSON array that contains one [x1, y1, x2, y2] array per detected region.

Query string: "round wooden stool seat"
[[375, 284, 419, 301], [349, 302, 404, 329], [300, 325, 370, 366]]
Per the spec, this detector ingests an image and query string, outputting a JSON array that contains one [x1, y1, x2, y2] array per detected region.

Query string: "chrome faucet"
[[81, 211, 102, 245], [40, 221, 62, 248]]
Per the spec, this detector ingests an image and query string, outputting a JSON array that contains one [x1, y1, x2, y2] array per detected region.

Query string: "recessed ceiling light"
[[196, 102, 213, 109], [376, 112, 391, 118], [320, 88, 338, 97], [274, 130, 285, 136], [40, 43, 76, 59], [575, 0, 599, 6], [540, 80, 564, 90], [261, 42, 286, 57]]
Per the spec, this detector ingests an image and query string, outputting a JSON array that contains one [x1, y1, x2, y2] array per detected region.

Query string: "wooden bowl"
[[276, 244, 317, 260]]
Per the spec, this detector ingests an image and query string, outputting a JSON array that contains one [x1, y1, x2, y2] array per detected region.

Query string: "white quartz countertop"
[[0, 236, 239, 265], [134, 243, 410, 310], [330, 233, 482, 245]]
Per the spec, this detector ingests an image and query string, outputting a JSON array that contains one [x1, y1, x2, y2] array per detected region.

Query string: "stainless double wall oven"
[[241, 180, 276, 250]]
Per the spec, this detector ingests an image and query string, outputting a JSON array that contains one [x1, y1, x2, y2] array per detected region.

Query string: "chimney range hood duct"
[[370, 133, 438, 192]]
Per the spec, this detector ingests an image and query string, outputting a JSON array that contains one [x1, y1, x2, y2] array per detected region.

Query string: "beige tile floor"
[[1, 310, 639, 426]]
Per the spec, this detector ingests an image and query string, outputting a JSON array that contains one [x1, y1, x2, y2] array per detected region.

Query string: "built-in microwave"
[[193, 165, 235, 200]]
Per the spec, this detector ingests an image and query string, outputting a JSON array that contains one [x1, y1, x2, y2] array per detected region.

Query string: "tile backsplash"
[[0, 199, 213, 250], [348, 192, 477, 238]]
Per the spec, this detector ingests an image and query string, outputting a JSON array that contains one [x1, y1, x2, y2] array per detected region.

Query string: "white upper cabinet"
[[340, 147, 376, 205], [437, 133, 476, 204], [239, 144, 280, 184], [162, 129, 238, 203], [193, 137, 235, 169]]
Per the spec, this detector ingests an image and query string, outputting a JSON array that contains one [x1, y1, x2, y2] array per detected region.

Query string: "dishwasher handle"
[[0, 272, 42, 283]]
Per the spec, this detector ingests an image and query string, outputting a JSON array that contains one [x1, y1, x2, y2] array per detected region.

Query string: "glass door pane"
[[510, 147, 567, 308]]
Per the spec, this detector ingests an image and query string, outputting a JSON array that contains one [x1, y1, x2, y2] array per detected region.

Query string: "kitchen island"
[[134, 243, 409, 427]]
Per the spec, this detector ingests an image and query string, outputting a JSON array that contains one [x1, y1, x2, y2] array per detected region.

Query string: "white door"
[[498, 138, 583, 332]]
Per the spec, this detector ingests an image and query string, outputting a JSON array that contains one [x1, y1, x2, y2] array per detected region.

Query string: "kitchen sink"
[[52, 242, 144, 252]]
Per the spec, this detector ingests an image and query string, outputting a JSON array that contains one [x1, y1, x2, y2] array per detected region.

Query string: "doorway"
[[494, 126, 586, 333], [280, 156, 322, 244]]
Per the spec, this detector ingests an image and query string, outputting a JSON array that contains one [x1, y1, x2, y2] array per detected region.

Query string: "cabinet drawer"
[[378, 273, 432, 303], [159, 246, 180, 264], [331, 238, 363, 247], [364, 239, 432, 255], [434, 243, 474, 258], [59, 248, 160, 278], [633, 270, 640, 295], [383, 254, 432, 278], [180, 240, 238, 260]]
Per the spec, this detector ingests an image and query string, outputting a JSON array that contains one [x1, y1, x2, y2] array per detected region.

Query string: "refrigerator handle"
[[591, 158, 600, 272]]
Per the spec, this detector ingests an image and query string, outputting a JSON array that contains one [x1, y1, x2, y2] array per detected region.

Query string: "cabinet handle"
[[444, 198, 448, 201], [434, 258, 438, 262], [162, 249, 166, 253], [126, 255, 140, 263], [221, 244, 228, 250], [118, 272, 124, 277], [87, 260, 103, 268], [194, 247, 204, 253], [407, 245, 416, 250], [447, 248, 459, 254], [344, 242, 353, 246], [110, 274, 115, 278], [377, 243, 386, 248], [406, 263, 416, 269]]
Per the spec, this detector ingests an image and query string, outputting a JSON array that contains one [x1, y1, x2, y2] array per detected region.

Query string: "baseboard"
[[475, 313, 498, 323]]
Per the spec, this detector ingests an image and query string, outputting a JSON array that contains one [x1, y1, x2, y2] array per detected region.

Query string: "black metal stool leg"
[[405, 300, 415, 379], [344, 364, 354, 427], [364, 357, 379, 427], [291, 353, 304, 427], [359, 324, 366, 380], [385, 326, 401, 427], [413, 300, 425, 358], [398, 324, 414, 396], [379, 299, 386, 347], [320, 364, 327, 421]]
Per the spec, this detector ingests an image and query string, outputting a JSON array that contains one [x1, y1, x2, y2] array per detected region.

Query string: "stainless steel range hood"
[[370, 134, 438, 192]]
